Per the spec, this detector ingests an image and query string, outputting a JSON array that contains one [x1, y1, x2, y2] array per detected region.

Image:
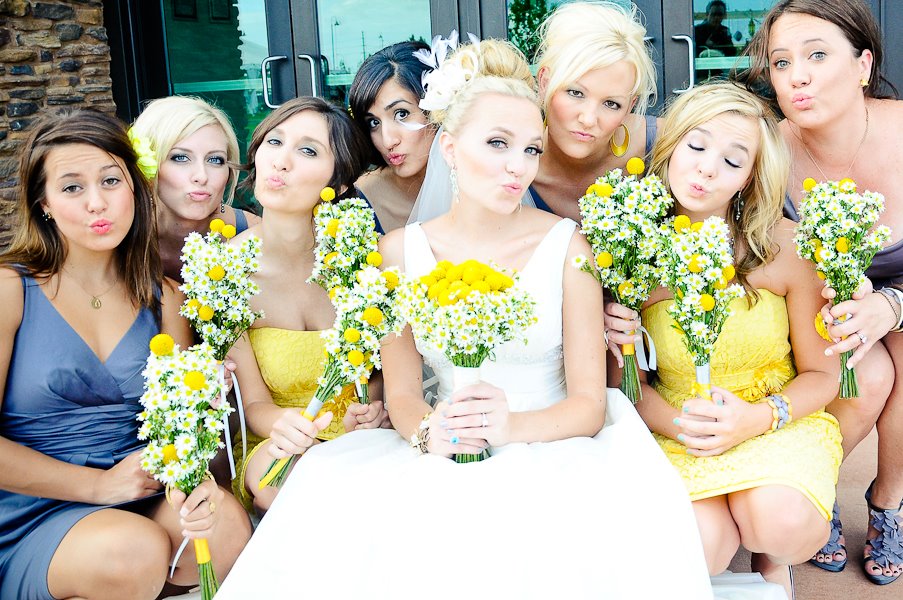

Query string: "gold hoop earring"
[[609, 123, 629, 157]]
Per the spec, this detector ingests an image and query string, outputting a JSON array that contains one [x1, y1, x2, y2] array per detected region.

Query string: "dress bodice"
[[402, 219, 576, 412]]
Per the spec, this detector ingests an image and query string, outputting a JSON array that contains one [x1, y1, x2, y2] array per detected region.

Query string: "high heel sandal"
[[808, 500, 846, 572], [863, 480, 903, 586]]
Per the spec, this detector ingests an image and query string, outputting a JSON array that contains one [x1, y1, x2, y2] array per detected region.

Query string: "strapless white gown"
[[218, 219, 713, 599]]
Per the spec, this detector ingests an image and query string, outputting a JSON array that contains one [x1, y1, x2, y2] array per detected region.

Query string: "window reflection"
[[692, 0, 775, 83]]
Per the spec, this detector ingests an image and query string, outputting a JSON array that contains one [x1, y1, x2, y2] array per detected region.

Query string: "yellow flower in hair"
[[127, 127, 158, 180], [149, 334, 175, 356], [626, 157, 645, 176]]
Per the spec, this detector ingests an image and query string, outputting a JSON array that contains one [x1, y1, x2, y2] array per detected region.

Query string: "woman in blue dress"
[[0, 108, 251, 599]]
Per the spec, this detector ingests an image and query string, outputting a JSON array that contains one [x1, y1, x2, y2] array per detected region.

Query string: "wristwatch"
[[409, 412, 432, 454]]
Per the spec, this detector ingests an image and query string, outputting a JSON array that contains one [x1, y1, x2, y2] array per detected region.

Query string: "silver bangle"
[[878, 287, 903, 332]]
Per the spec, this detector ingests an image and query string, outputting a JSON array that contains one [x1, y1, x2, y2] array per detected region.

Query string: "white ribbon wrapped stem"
[[170, 536, 190, 578], [634, 325, 657, 371]]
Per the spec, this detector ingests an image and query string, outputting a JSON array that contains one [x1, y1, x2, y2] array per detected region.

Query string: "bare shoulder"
[[237, 208, 262, 227], [231, 222, 263, 246], [378, 227, 406, 270]]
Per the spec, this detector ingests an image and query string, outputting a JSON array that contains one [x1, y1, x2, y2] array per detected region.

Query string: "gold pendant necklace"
[[63, 268, 118, 309], [795, 107, 869, 181]]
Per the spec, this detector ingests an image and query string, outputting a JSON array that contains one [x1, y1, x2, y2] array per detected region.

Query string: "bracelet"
[[766, 394, 792, 432], [878, 286, 903, 332], [409, 412, 432, 454]]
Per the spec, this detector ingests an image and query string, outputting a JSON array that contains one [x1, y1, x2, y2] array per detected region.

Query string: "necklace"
[[795, 107, 869, 181], [63, 268, 118, 309]]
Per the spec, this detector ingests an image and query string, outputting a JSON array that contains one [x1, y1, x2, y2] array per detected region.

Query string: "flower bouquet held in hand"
[[657, 215, 745, 401], [179, 217, 264, 478], [794, 177, 891, 399], [575, 157, 673, 403], [138, 335, 232, 600], [397, 259, 537, 462]]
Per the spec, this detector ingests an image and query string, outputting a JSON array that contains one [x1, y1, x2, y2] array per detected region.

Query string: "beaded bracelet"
[[409, 412, 432, 454], [766, 394, 792, 432], [878, 286, 903, 333]]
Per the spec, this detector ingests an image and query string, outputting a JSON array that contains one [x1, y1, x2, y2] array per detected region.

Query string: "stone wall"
[[0, 0, 113, 249]]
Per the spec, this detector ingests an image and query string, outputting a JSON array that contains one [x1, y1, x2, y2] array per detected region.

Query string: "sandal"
[[808, 500, 846, 572], [863, 480, 903, 586]]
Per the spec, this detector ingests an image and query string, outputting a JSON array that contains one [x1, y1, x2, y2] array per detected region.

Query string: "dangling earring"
[[220, 200, 226, 213], [449, 167, 459, 203], [42, 212, 53, 222], [609, 123, 629, 157], [860, 77, 870, 88], [733, 191, 745, 222]]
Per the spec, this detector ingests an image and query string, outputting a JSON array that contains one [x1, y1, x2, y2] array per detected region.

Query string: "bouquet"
[[575, 157, 673, 403], [657, 216, 745, 400], [138, 335, 232, 600], [397, 259, 537, 462], [794, 177, 891, 398], [179, 217, 264, 476]]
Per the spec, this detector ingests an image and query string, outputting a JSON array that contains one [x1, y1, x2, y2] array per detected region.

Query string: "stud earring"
[[449, 167, 459, 203], [861, 77, 870, 88]]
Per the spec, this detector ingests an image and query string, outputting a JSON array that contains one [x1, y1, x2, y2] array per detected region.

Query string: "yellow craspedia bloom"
[[688, 254, 704, 273], [325, 252, 338, 266], [486, 273, 503, 291], [699, 294, 716, 312], [162, 444, 179, 465], [498, 275, 515, 290], [446, 265, 463, 282], [835, 237, 850, 253], [722, 265, 736, 281], [366, 251, 383, 267], [691, 222, 703, 232], [815, 247, 830, 263], [626, 157, 645, 176], [221, 224, 237, 239], [209, 218, 225, 233], [596, 251, 614, 268], [328, 287, 339, 300], [617, 280, 634, 296], [320, 187, 336, 202], [186, 298, 200, 310], [587, 182, 614, 197], [198, 305, 215, 321], [674, 215, 692, 233], [811, 238, 822, 250], [362, 307, 384, 326], [436, 260, 454, 271], [382, 270, 399, 290], [471, 280, 490, 294], [149, 333, 175, 356], [676, 288, 684, 299], [326, 218, 340, 237], [802, 178, 818, 193], [343, 328, 361, 343], [462, 266, 483, 285], [448, 280, 467, 293], [816, 270, 826, 280], [184, 370, 206, 391], [839, 178, 856, 191], [427, 283, 443, 300], [713, 278, 727, 290], [347, 350, 364, 366], [437, 290, 454, 306], [207, 265, 225, 281]]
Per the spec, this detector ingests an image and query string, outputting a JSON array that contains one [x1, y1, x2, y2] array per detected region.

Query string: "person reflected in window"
[[695, 0, 737, 58]]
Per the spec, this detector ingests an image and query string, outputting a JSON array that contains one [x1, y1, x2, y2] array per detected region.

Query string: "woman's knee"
[[733, 488, 827, 556], [693, 497, 740, 574]]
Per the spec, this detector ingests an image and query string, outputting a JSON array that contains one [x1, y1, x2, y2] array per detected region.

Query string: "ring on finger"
[[208, 500, 217, 513], [481, 412, 488, 428], [857, 331, 868, 345], [603, 328, 610, 346]]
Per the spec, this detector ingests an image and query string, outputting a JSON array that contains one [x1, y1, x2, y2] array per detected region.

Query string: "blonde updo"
[[427, 39, 538, 134], [536, 1, 656, 115]]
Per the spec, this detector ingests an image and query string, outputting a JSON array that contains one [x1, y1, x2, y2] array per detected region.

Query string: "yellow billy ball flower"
[[499, 275, 515, 290], [326, 218, 340, 237], [722, 265, 736, 281], [688, 254, 704, 273], [815, 247, 829, 263], [838, 178, 856, 191], [802, 178, 817, 192], [690, 222, 703, 232], [382, 270, 399, 290], [462, 266, 482, 285], [347, 350, 364, 366], [835, 237, 850, 253], [198, 305, 215, 321], [486, 273, 503, 291], [186, 298, 200, 310], [587, 182, 614, 197], [366, 251, 383, 267], [676, 288, 684, 299], [209, 218, 225, 233], [149, 333, 175, 356], [713, 278, 727, 290], [816, 270, 826, 280], [328, 287, 338, 300], [437, 290, 454, 306], [320, 187, 336, 202], [445, 265, 463, 282], [184, 370, 207, 391], [699, 294, 716, 312], [596, 251, 614, 268], [344, 328, 361, 343], [325, 252, 338, 266], [162, 444, 179, 465], [221, 224, 237, 239], [207, 265, 226, 281], [362, 307, 384, 326], [673, 215, 691, 233], [617, 280, 634, 296], [626, 157, 645, 175], [471, 280, 490, 293]]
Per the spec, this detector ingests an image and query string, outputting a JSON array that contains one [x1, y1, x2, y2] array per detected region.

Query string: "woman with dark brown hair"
[[0, 108, 250, 599], [741, 0, 903, 585]]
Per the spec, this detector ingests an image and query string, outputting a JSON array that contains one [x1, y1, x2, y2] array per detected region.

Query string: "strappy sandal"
[[808, 500, 846, 572], [863, 480, 903, 586]]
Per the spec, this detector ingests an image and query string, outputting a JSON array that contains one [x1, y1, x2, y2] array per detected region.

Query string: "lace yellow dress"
[[232, 327, 355, 510], [641, 290, 843, 520]]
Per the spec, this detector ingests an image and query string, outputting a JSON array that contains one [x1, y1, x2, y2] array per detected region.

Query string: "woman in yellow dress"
[[635, 82, 843, 597], [228, 97, 388, 515]]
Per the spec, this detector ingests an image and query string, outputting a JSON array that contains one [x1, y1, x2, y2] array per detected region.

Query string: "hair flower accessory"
[[415, 30, 481, 113], [127, 127, 158, 180]]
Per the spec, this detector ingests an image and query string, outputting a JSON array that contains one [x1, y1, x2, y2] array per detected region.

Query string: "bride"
[[218, 38, 712, 599]]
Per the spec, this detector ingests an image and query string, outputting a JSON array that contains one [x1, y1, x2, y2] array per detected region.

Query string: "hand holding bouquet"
[[794, 177, 891, 398], [657, 216, 745, 400], [575, 157, 673, 403], [397, 259, 537, 462]]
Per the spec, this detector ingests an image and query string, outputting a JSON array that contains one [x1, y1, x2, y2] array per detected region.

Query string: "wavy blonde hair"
[[648, 82, 789, 301], [131, 96, 241, 204], [427, 39, 537, 134], [535, 1, 656, 115]]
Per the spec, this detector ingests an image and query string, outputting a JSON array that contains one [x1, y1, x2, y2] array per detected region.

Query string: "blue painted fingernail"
[[451, 436, 459, 444], [677, 434, 685, 442], [673, 417, 680, 425], [682, 406, 689, 413]]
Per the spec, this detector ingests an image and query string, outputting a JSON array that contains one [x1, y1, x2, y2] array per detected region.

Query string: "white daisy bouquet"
[[794, 177, 891, 398], [575, 157, 673, 404], [657, 215, 745, 400], [137, 334, 231, 600], [396, 259, 537, 462]]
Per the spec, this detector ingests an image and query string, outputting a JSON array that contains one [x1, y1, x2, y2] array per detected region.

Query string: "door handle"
[[261, 55, 287, 109], [297, 54, 319, 97], [671, 35, 695, 94]]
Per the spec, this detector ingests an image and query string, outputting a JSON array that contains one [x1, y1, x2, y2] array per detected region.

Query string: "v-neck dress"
[[0, 275, 158, 599]]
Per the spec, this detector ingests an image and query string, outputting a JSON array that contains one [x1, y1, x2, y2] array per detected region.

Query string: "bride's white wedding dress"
[[218, 218, 713, 599]]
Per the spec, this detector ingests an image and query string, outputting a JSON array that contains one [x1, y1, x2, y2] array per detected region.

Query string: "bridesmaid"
[[0, 108, 250, 600]]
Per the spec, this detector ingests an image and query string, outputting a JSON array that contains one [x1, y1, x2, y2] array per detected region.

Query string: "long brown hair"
[[3, 108, 162, 314]]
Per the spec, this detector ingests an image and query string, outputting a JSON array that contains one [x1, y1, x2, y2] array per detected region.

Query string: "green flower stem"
[[839, 350, 859, 399], [621, 354, 641, 404]]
